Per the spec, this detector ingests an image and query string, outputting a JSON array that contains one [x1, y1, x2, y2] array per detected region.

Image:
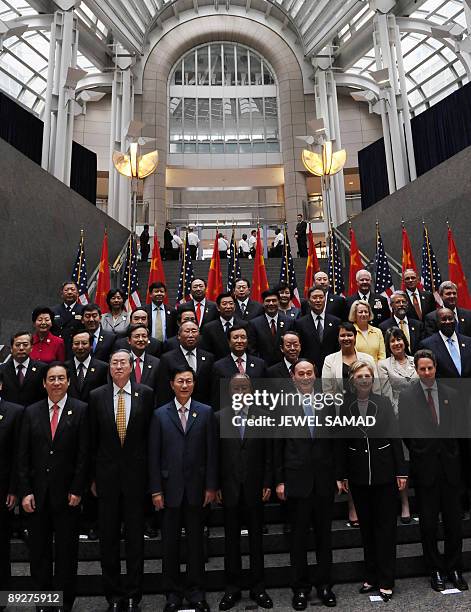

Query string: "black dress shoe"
[[292, 592, 308, 611], [163, 603, 179, 612], [448, 570, 469, 591], [125, 598, 140, 611], [194, 600, 210, 612], [219, 592, 241, 610], [379, 591, 393, 602], [88, 527, 99, 540], [431, 570, 446, 592], [107, 604, 120, 612], [359, 583, 377, 594], [400, 516, 411, 524], [317, 586, 336, 607], [250, 590, 273, 609]]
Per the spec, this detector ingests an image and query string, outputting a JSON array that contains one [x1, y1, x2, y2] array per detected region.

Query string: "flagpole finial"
[[348, 218, 352, 229], [401, 218, 404, 228], [446, 218, 450, 228], [80, 228, 84, 237]]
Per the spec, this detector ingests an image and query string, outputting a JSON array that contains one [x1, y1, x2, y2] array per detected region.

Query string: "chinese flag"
[[401, 227, 421, 290], [304, 224, 320, 297], [146, 233, 168, 304], [448, 227, 471, 309], [348, 228, 363, 296], [206, 232, 223, 302], [251, 228, 269, 302], [95, 230, 110, 313]]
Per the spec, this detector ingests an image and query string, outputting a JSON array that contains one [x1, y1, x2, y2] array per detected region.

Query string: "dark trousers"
[[223, 491, 264, 594], [189, 245, 197, 260], [289, 491, 334, 592], [415, 475, 463, 573], [98, 492, 145, 604], [27, 496, 80, 609], [140, 246, 150, 262], [0, 506, 12, 591], [80, 490, 98, 533], [162, 499, 205, 604], [297, 240, 308, 258], [350, 482, 397, 589], [219, 251, 227, 259]]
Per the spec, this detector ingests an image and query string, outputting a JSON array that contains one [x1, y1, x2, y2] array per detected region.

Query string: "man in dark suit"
[[295, 287, 340, 375], [0, 371, 23, 601], [425, 281, 471, 337], [157, 320, 214, 406], [398, 349, 468, 592], [0, 332, 45, 406], [266, 331, 302, 379], [114, 309, 163, 358], [216, 374, 273, 610], [66, 329, 108, 403], [233, 278, 265, 321], [274, 359, 337, 609], [379, 291, 425, 354], [161, 308, 199, 353], [176, 278, 219, 330], [89, 350, 155, 612], [403, 268, 436, 321], [249, 289, 295, 366], [299, 271, 346, 320], [201, 292, 243, 360], [294, 213, 307, 257], [149, 366, 218, 612], [345, 269, 390, 327], [51, 281, 85, 353], [144, 281, 176, 342], [212, 325, 267, 411], [82, 304, 116, 362], [18, 362, 88, 612], [127, 325, 160, 393], [163, 222, 173, 260]]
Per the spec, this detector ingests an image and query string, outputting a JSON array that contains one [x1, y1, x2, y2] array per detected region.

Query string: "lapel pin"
[[134, 392, 139, 397], [147, 364, 152, 369], [91, 368, 95, 372], [328, 322, 332, 327], [192, 412, 197, 417], [444, 399, 449, 404], [462, 344, 466, 347], [250, 363, 255, 368], [202, 356, 206, 361], [280, 321, 284, 327], [32, 367, 36, 372], [68, 410, 72, 415], [0, 415, 3, 420], [100, 336, 104, 341], [46, 338, 51, 343]]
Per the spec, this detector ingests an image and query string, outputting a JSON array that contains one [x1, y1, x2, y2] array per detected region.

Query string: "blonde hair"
[[348, 299, 373, 323], [348, 360, 375, 384]]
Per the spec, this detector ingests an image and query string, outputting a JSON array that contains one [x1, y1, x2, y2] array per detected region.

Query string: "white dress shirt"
[[48, 394, 68, 423], [266, 313, 278, 328], [420, 380, 440, 424], [113, 382, 132, 426], [439, 331, 460, 357], [232, 353, 246, 372], [187, 232, 200, 246], [74, 355, 91, 376], [248, 235, 257, 249], [220, 316, 234, 331], [238, 299, 249, 314], [13, 357, 30, 375], [152, 303, 167, 340], [273, 233, 284, 247], [181, 345, 197, 371], [239, 239, 250, 254]]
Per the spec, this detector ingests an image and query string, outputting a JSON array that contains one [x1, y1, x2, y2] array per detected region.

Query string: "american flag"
[[71, 231, 89, 305], [279, 226, 301, 307], [227, 229, 241, 293], [328, 230, 345, 295], [121, 236, 141, 311], [374, 227, 394, 299], [421, 224, 442, 304], [176, 232, 195, 306]]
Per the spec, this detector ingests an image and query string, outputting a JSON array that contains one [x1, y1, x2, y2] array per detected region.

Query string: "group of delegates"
[[1, 266, 471, 612]]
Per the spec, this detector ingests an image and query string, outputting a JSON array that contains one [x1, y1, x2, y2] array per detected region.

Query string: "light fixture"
[[307, 118, 326, 134], [369, 0, 395, 13], [371, 67, 390, 86], [64, 67, 87, 89], [350, 90, 377, 103]]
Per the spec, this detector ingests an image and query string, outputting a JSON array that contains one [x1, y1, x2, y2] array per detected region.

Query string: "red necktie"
[[270, 319, 276, 336], [426, 388, 438, 426], [196, 302, 202, 326], [236, 357, 245, 373], [134, 358, 142, 383], [17, 363, 25, 385], [412, 293, 421, 319], [50, 404, 59, 439]]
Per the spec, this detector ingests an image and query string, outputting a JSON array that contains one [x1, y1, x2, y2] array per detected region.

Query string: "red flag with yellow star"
[[448, 226, 471, 309], [251, 228, 269, 302], [401, 227, 422, 290], [146, 233, 168, 304], [348, 228, 363, 296], [206, 232, 223, 302], [303, 223, 320, 297], [95, 230, 110, 313]]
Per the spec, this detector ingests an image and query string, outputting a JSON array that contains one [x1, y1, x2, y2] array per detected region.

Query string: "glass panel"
[[264, 97, 279, 141], [224, 98, 238, 152], [183, 51, 195, 85], [210, 98, 224, 153], [183, 97, 197, 153], [238, 97, 252, 152], [262, 59, 275, 85], [173, 60, 182, 85], [210, 44, 222, 85], [249, 51, 262, 85], [197, 98, 210, 152], [169, 97, 183, 153], [223, 44, 236, 86], [251, 97, 264, 146], [237, 45, 249, 86], [196, 46, 209, 86]]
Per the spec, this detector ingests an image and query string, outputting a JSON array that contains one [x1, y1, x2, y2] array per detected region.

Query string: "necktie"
[[186, 351, 197, 372], [116, 389, 127, 445], [92, 334, 98, 353], [412, 293, 421, 319], [240, 302, 246, 316], [426, 388, 438, 426], [399, 320, 410, 345], [225, 321, 232, 334], [50, 404, 59, 439], [236, 357, 245, 373], [196, 302, 202, 326], [17, 363, 25, 385], [179, 406, 187, 432], [134, 358, 142, 383], [154, 306, 164, 341], [270, 319, 276, 336], [289, 364, 295, 378], [447, 337, 462, 375], [303, 401, 315, 438], [316, 315, 324, 341], [361, 294, 367, 301], [77, 363, 85, 389]]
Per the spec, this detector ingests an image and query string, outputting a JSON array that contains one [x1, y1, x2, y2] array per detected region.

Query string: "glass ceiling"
[[0, 0, 468, 117]]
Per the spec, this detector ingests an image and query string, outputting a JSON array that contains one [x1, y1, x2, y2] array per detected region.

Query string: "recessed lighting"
[[348, 181, 354, 185]]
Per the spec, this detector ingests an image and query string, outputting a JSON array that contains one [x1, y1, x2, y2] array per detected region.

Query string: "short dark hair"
[[171, 365, 196, 381], [149, 281, 167, 293], [10, 331, 33, 346], [32, 306, 54, 323], [61, 280, 78, 289], [414, 348, 437, 368], [235, 277, 251, 288], [106, 289, 126, 308], [228, 324, 249, 340], [82, 303, 101, 316], [42, 361, 69, 382], [177, 304, 196, 324], [277, 282, 294, 299], [216, 292, 234, 306], [384, 326, 410, 357], [109, 348, 133, 364], [338, 321, 357, 336], [307, 286, 326, 298], [280, 330, 301, 346], [130, 308, 148, 320], [127, 324, 149, 338], [71, 328, 94, 344], [191, 278, 206, 288], [261, 289, 279, 301]]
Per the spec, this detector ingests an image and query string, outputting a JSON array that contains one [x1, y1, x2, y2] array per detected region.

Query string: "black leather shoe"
[[431, 571, 446, 592], [359, 583, 377, 594], [379, 591, 393, 602], [250, 590, 273, 609], [219, 592, 241, 610], [88, 527, 98, 540], [107, 604, 121, 612], [317, 586, 336, 607], [163, 604, 179, 612], [125, 598, 140, 611], [292, 592, 308, 611], [448, 570, 469, 591], [194, 601, 210, 612]]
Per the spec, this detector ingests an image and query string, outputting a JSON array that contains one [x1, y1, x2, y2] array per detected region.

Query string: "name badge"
[[74, 315, 82, 320]]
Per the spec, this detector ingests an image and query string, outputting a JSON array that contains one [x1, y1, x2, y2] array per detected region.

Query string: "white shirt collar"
[[359, 291, 370, 301], [439, 331, 458, 344], [180, 344, 196, 357], [153, 303, 163, 311], [220, 316, 234, 327], [74, 355, 91, 369], [175, 398, 191, 412], [232, 352, 246, 362], [284, 357, 294, 371], [420, 380, 438, 393], [311, 311, 324, 321], [113, 381, 132, 397], [238, 298, 249, 307], [194, 298, 206, 309], [13, 357, 30, 370], [394, 315, 408, 325], [132, 351, 145, 362], [266, 313, 278, 323], [406, 288, 419, 297], [48, 394, 68, 410]]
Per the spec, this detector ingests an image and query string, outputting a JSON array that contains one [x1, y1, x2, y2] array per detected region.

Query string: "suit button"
[[50, 450, 53, 455], [46, 468, 50, 472], [365, 450, 368, 453]]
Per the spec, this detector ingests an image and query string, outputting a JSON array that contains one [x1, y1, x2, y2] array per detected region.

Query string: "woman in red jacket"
[[30, 306, 65, 363]]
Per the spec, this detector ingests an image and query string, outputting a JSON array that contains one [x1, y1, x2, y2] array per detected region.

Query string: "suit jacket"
[[200, 317, 245, 360], [143, 304, 176, 340], [65, 357, 109, 403], [89, 382, 155, 498], [379, 317, 425, 354], [300, 294, 346, 320], [321, 350, 380, 395], [424, 308, 471, 337], [51, 303, 85, 353], [130, 353, 160, 392], [234, 299, 264, 321], [346, 292, 390, 327], [114, 335, 163, 359], [0, 400, 23, 497], [176, 299, 219, 330], [156, 347, 214, 407], [0, 359, 46, 406], [91, 328, 116, 362], [335, 393, 407, 486], [419, 332, 471, 378], [249, 314, 295, 366], [148, 399, 218, 507], [216, 406, 272, 507], [266, 360, 292, 379], [294, 313, 341, 374], [17, 397, 89, 511], [211, 354, 267, 411], [398, 380, 464, 486], [405, 289, 436, 321]]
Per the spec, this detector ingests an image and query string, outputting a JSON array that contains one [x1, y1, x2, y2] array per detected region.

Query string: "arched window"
[[168, 43, 280, 155]]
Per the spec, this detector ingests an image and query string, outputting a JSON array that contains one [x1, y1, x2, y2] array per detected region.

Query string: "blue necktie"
[[92, 334, 98, 353], [303, 401, 315, 438], [447, 337, 462, 375]]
